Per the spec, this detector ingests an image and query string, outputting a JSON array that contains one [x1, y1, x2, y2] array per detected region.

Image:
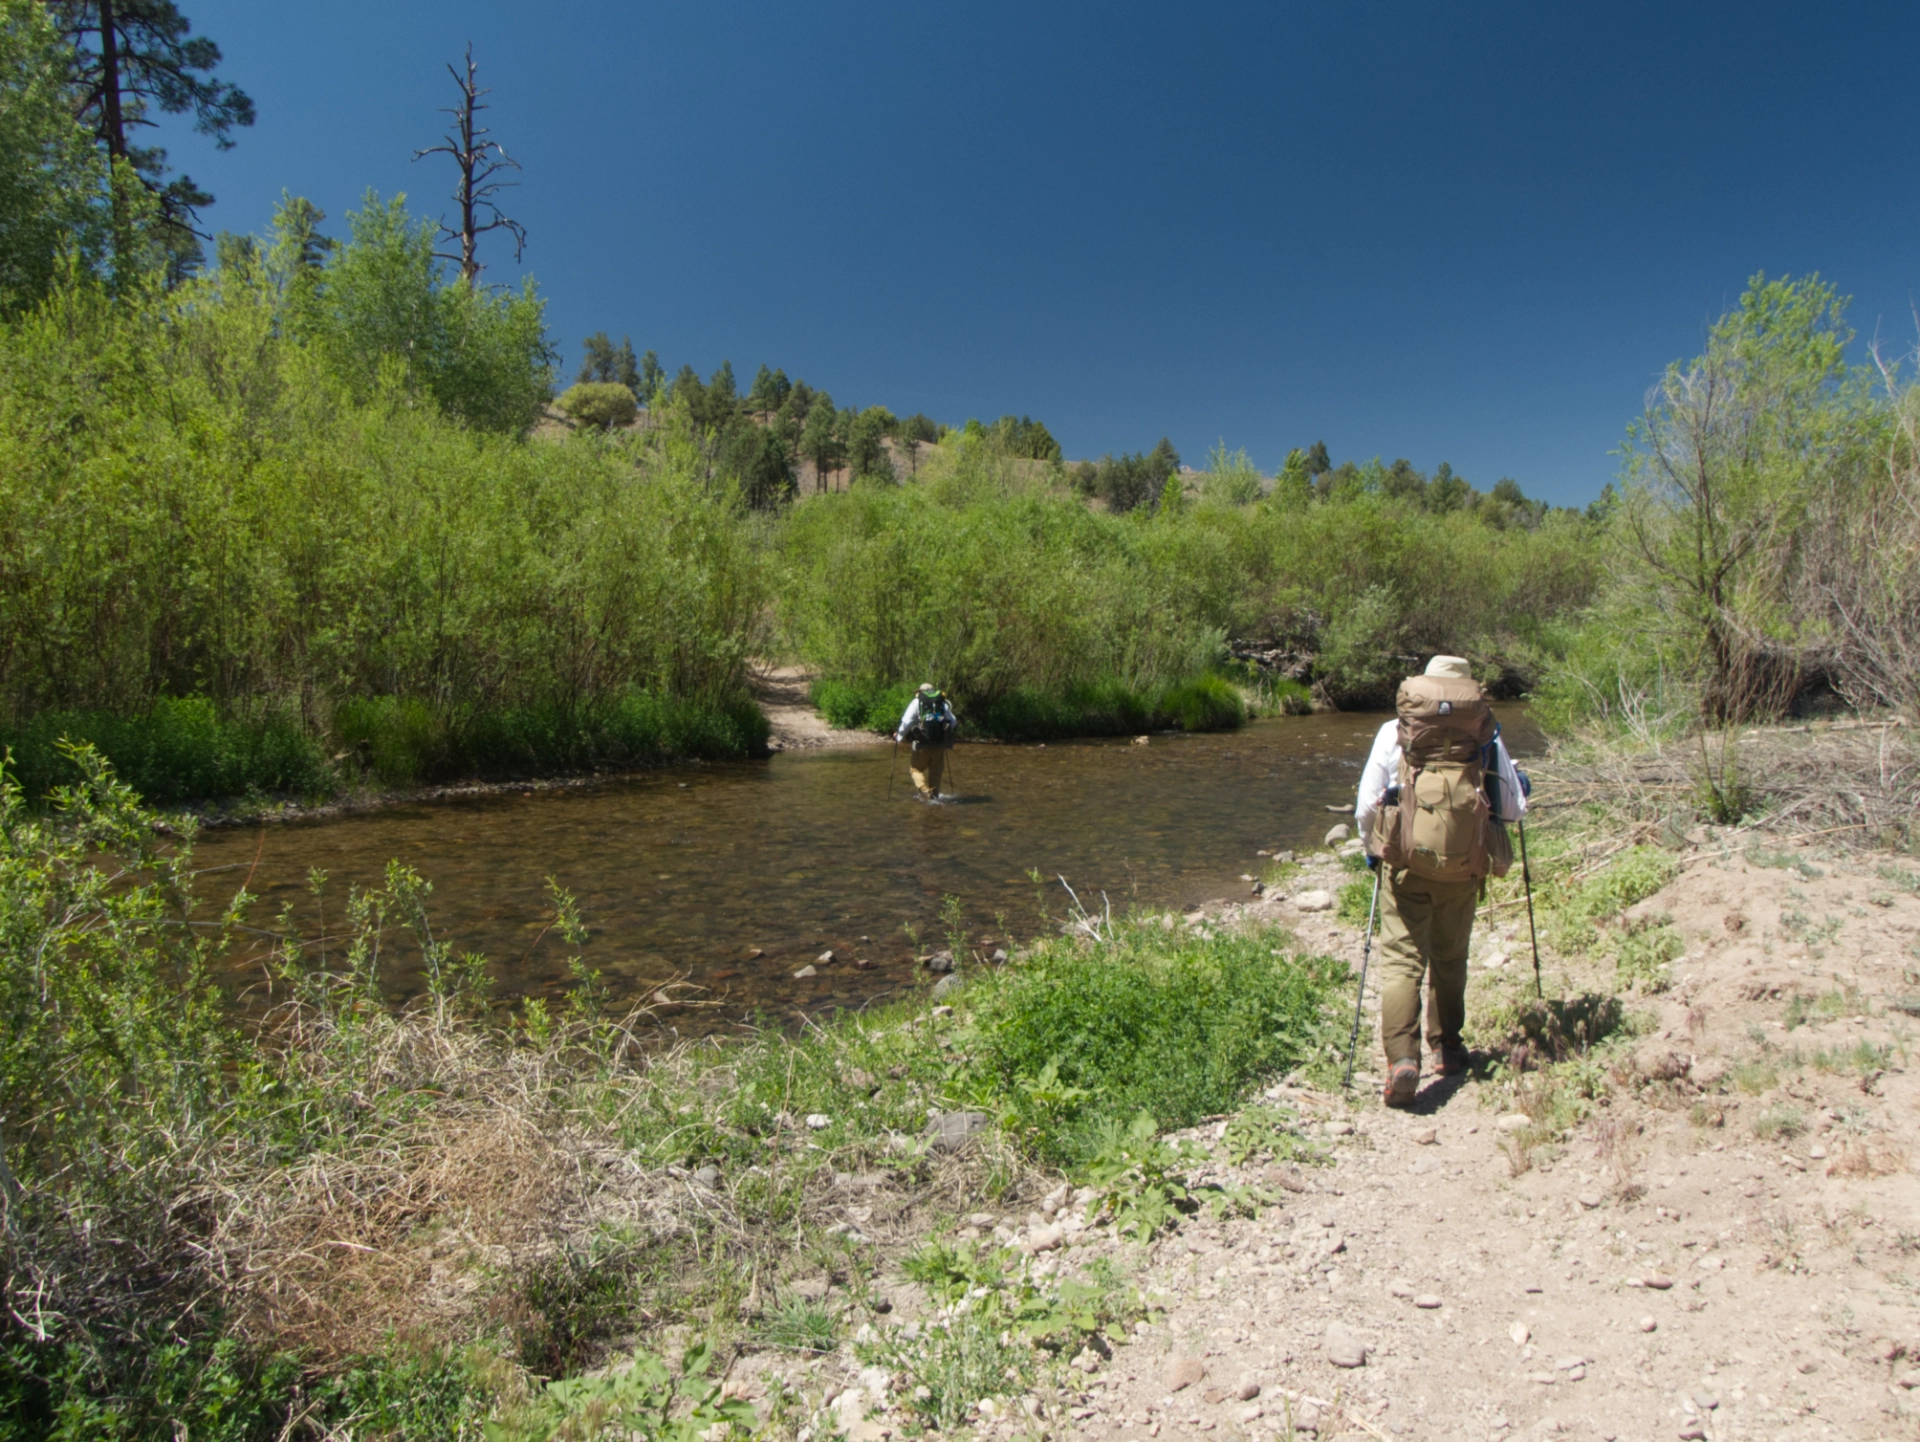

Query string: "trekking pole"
[[1342, 865, 1383, 1089], [1518, 818, 1543, 1000], [944, 748, 957, 798], [886, 739, 899, 800]]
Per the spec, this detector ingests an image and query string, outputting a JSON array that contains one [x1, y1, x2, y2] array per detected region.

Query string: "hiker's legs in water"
[[1377, 871, 1481, 1069], [909, 745, 948, 798]]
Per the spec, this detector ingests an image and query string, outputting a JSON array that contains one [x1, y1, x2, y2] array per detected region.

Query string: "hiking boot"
[[1382, 1059, 1419, 1108], [1434, 1047, 1472, 1077]]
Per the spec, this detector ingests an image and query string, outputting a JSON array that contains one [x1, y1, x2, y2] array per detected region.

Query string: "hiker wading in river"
[[1354, 655, 1526, 1108], [896, 684, 958, 801]]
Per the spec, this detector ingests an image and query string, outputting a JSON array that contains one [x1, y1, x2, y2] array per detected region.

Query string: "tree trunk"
[[98, 0, 125, 159]]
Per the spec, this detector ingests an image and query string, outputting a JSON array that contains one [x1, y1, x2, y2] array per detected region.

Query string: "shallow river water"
[[194, 710, 1541, 1032]]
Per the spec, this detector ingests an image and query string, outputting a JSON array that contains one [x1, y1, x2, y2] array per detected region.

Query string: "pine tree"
[[801, 395, 842, 493], [53, 0, 254, 233], [639, 350, 663, 402]]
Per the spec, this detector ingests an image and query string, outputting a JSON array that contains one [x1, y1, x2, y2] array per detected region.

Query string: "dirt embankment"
[[750, 663, 884, 752], [745, 833, 1920, 1441]]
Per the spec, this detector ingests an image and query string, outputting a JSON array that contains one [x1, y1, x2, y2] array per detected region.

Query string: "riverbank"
[[8, 721, 1918, 1439]]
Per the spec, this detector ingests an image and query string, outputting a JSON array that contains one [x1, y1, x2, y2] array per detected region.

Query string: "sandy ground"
[[751, 663, 886, 752], [765, 832, 1920, 1441]]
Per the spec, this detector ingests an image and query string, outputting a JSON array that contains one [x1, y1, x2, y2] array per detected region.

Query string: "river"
[[193, 709, 1543, 1032]]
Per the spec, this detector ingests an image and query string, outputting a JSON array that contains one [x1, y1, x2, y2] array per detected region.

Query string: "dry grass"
[[1531, 719, 1919, 850]]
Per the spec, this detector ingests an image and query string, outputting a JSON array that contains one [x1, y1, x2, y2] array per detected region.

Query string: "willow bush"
[[778, 429, 1600, 724], [0, 244, 765, 798]]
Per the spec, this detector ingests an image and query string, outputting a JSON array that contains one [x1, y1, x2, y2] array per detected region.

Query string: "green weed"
[[484, 1340, 754, 1442], [1220, 1105, 1330, 1167], [1336, 876, 1377, 925], [752, 1296, 838, 1355], [959, 923, 1342, 1166]]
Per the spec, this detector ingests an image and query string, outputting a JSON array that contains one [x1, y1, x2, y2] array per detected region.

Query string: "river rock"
[[1413, 1293, 1443, 1309], [1234, 1375, 1260, 1402], [1509, 1321, 1530, 1345], [930, 973, 963, 1000], [1495, 1112, 1531, 1133], [693, 1164, 721, 1187], [1637, 1315, 1657, 1332], [925, 950, 955, 974], [1293, 889, 1335, 913], [818, 949, 836, 964], [792, 965, 817, 978], [1163, 1356, 1206, 1392], [1023, 1223, 1064, 1254], [1324, 823, 1351, 846], [991, 947, 1009, 963], [925, 1110, 989, 1152], [805, 1113, 831, 1130], [1325, 1322, 1367, 1368], [1577, 1191, 1603, 1209], [1412, 1126, 1438, 1145]]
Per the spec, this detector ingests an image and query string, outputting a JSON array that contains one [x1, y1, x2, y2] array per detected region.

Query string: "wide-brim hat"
[[1424, 655, 1472, 680]]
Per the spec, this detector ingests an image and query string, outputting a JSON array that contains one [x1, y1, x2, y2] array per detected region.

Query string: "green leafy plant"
[[1220, 1105, 1330, 1167], [484, 1341, 755, 1442]]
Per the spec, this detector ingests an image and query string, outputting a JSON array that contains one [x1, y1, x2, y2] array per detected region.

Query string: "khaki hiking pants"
[[1377, 868, 1481, 1069], [909, 744, 949, 798]]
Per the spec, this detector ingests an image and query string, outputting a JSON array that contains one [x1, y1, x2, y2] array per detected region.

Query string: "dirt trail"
[[750, 663, 884, 752], [1067, 842, 1920, 1441], [770, 836, 1920, 1441]]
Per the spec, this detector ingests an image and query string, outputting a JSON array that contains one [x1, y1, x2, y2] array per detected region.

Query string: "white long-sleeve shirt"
[[1353, 719, 1526, 851]]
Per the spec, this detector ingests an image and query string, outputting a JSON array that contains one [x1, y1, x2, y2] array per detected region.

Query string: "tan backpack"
[[1370, 675, 1513, 883]]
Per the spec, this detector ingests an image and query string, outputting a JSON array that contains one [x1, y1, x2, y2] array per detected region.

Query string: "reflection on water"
[[195, 709, 1541, 1030]]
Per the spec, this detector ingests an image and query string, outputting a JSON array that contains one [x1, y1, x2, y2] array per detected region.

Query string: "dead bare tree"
[[411, 44, 525, 289]]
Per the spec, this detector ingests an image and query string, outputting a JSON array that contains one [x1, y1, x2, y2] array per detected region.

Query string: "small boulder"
[[1325, 1322, 1367, 1368], [925, 950, 955, 973], [1413, 1293, 1443, 1310], [1023, 1223, 1065, 1254], [1641, 1273, 1674, 1290], [1637, 1315, 1657, 1333], [1234, 1375, 1261, 1402], [693, 1164, 721, 1187], [930, 973, 963, 1000], [924, 1109, 989, 1152], [1508, 1321, 1530, 1345], [1412, 1126, 1438, 1145], [1495, 1113, 1531, 1133], [1294, 888, 1335, 912], [1324, 823, 1352, 846], [1577, 1191, 1604, 1209], [1163, 1356, 1206, 1392]]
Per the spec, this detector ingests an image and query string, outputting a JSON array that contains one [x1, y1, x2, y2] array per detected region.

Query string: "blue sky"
[[164, 2, 1920, 506]]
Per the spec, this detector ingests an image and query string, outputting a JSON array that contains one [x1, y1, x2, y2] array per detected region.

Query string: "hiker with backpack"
[[896, 684, 959, 801], [1354, 655, 1527, 1108]]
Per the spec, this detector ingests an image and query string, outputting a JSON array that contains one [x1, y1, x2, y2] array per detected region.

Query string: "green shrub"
[[960, 924, 1342, 1166], [556, 380, 637, 430], [0, 698, 332, 806]]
